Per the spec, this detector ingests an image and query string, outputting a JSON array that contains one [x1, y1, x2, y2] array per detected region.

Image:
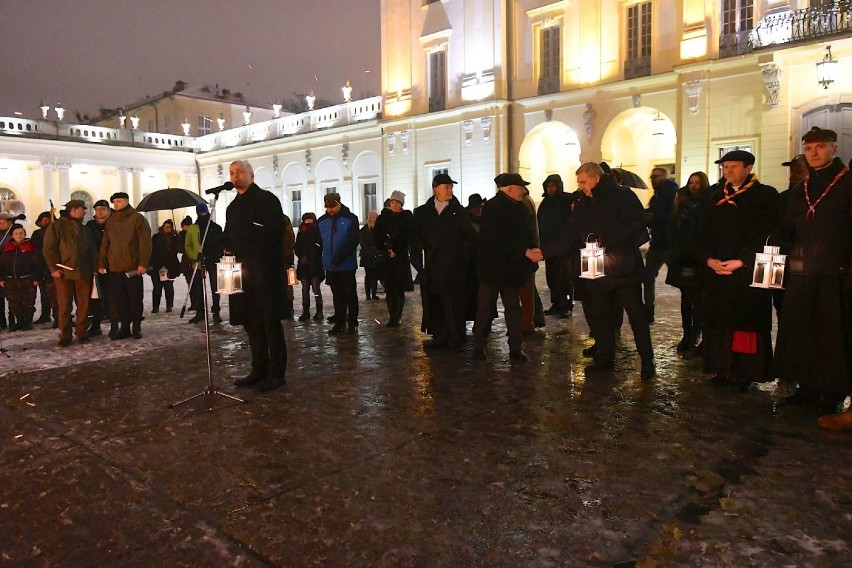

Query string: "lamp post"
[[816, 45, 837, 90]]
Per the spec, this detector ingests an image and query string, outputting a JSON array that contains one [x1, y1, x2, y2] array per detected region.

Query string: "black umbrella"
[[136, 187, 206, 226], [612, 168, 648, 189]]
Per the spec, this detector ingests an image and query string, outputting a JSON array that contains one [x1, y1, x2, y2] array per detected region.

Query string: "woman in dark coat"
[[294, 212, 324, 321], [148, 219, 181, 313], [359, 210, 381, 300], [701, 152, 779, 389], [665, 171, 710, 353], [374, 191, 413, 327]]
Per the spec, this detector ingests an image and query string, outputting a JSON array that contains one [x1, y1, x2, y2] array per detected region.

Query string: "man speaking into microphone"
[[223, 160, 288, 392]]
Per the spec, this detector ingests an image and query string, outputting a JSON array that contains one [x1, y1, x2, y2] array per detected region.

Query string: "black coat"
[[374, 208, 413, 293], [543, 175, 648, 290], [411, 196, 476, 293], [701, 175, 779, 331], [477, 191, 538, 288], [359, 225, 380, 269], [294, 223, 324, 282], [665, 187, 710, 289], [537, 174, 573, 253], [149, 230, 181, 279], [224, 183, 287, 325]]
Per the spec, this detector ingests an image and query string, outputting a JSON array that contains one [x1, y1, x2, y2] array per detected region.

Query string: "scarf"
[[715, 175, 759, 207]]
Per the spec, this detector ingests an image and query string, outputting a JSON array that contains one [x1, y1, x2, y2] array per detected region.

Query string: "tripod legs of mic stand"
[[169, 262, 246, 409]]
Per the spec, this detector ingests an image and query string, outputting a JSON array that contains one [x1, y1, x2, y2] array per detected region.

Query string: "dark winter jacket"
[[295, 222, 324, 282], [317, 204, 360, 272], [1, 238, 44, 281], [478, 190, 538, 287], [411, 195, 476, 293], [98, 205, 152, 273], [149, 230, 181, 280], [647, 178, 678, 251], [665, 186, 710, 289], [374, 208, 414, 292], [537, 174, 573, 253], [224, 183, 287, 324], [359, 224, 380, 269], [542, 174, 648, 288]]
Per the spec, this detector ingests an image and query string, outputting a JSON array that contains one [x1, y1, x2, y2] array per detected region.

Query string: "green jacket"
[[98, 206, 152, 272], [42, 216, 96, 279]]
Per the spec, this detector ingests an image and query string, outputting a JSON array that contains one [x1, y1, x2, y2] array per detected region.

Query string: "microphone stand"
[[0, 216, 25, 358], [169, 193, 245, 408]]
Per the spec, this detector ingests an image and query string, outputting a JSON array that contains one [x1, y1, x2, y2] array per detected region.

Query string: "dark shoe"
[[509, 350, 529, 363], [328, 325, 345, 335], [299, 312, 311, 322], [313, 311, 324, 322], [676, 336, 691, 352], [152, 307, 159, 314], [544, 306, 559, 316], [212, 313, 222, 324], [131, 322, 142, 339], [558, 310, 573, 319], [582, 344, 598, 357], [78, 335, 90, 345], [386, 319, 400, 328], [115, 324, 131, 340], [35, 314, 52, 324], [326, 315, 336, 324], [424, 338, 449, 351], [188, 314, 204, 324], [640, 361, 656, 380], [187, 305, 198, 312], [346, 325, 358, 335], [88, 325, 102, 337], [473, 347, 487, 361], [108, 323, 120, 340], [234, 373, 265, 388], [8, 316, 20, 332], [584, 360, 615, 374], [58, 338, 72, 347], [254, 375, 286, 392], [166, 306, 173, 313]]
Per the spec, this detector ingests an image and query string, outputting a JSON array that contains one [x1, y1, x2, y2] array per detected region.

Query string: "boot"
[[131, 321, 142, 339], [313, 300, 324, 322], [299, 304, 311, 321], [115, 321, 131, 340], [8, 314, 19, 332], [20, 313, 34, 331], [109, 322, 120, 340], [676, 327, 692, 352], [35, 312, 52, 324]]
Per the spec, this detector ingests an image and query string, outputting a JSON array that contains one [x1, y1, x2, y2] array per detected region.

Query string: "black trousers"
[[428, 289, 466, 346], [151, 278, 175, 310], [586, 283, 653, 364], [474, 283, 523, 353], [245, 320, 287, 378], [189, 263, 221, 314], [326, 270, 358, 327], [108, 271, 144, 324]]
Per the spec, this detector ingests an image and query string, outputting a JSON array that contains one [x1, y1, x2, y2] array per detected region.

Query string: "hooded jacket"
[[536, 174, 574, 251], [317, 204, 360, 272]]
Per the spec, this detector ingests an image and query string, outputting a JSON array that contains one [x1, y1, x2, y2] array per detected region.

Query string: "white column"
[[56, 161, 71, 205], [40, 159, 58, 213], [117, 166, 131, 197], [131, 168, 143, 204], [27, 164, 44, 222]]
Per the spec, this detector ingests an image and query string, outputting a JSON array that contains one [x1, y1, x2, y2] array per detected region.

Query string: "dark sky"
[[0, 0, 381, 120]]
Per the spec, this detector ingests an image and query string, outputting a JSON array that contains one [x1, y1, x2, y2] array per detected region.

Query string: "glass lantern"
[[750, 245, 786, 289], [580, 239, 606, 280], [216, 256, 243, 295]]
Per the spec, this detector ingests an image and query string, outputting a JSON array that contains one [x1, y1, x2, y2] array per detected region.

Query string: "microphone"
[[205, 182, 234, 195]]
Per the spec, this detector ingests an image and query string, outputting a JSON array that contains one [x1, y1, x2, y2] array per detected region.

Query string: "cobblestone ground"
[[1, 269, 850, 567]]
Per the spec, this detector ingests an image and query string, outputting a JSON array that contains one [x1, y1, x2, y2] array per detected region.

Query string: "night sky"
[[0, 0, 381, 120]]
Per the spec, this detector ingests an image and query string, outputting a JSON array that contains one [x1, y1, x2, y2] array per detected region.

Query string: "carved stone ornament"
[[583, 103, 597, 141], [401, 130, 410, 155], [761, 64, 781, 108], [462, 120, 474, 147], [481, 117, 492, 143], [683, 79, 705, 115], [387, 133, 396, 156]]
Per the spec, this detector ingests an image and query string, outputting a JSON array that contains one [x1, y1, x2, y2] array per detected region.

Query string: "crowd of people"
[[3, 130, 852, 431]]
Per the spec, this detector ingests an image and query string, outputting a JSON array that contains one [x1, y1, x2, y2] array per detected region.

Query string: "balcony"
[[624, 55, 651, 80], [719, 30, 753, 58], [751, 1, 852, 49]]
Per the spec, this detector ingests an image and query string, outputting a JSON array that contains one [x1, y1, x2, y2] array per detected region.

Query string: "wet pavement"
[[1, 272, 851, 567]]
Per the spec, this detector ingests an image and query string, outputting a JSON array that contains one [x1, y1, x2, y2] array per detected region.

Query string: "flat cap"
[[110, 192, 130, 202], [715, 150, 755, 166], [64, 199, 87, 209], [802, 127, 837, 143], [323, 192, 341, 207], [432, 173, 457, 186], [93, 199, 110, 208], [495, 172, 530, 187]]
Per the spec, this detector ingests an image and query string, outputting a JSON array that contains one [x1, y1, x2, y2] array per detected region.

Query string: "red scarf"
[[715, 175, 759, 207], [803, 166, 849, 219]]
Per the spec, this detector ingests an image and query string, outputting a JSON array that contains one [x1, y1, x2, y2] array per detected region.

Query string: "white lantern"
[[750, 245, 786, 289], [287, 267, 297, 286], [580, 238, 606, 280], [216, 255, 243, 294]]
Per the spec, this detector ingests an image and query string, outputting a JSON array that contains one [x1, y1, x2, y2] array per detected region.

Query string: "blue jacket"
[[317, 204, 360, 271]]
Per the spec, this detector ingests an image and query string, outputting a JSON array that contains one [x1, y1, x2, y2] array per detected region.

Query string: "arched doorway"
[[70, 189, 94, 224], [518, 122, 582, 206], [803, 103, 852, 162], [600, 108, 677, 204]]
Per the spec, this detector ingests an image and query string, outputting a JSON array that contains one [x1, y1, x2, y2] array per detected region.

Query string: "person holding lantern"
[[774, 127, 852, 427], [224, 160, 288, 392], [543, 162, 654, 379], [701, 150, 779, 390]]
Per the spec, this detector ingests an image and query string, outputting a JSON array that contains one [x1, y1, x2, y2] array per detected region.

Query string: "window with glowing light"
[[719, 0, 753, 56], [0, 188, 16, 201], [362, 182, 377, 218], [70, 190, 94, 224], [538, 25, 561, 95], [291, 189, 302, 222], [626, 2, 652, 79]]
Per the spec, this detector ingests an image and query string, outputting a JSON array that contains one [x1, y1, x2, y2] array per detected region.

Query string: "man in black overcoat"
[[543, 162, 655, 379], [774, 128, 852, 427], [224, 160, 288, 392], [411, 173, 476, 351], [537, 174, 574, 317], [472, 173, 543, 362]]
